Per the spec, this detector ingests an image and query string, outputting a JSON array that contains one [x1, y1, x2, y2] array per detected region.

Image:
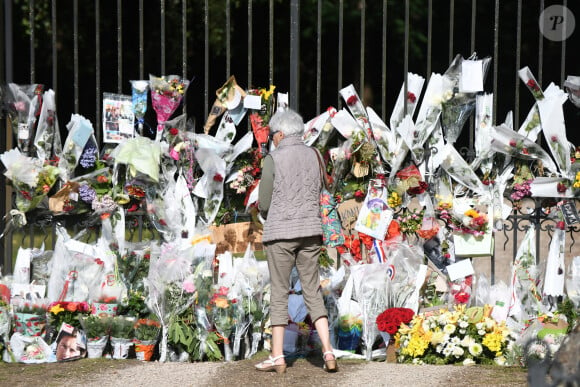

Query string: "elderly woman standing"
[[255, 108, 337, 373]]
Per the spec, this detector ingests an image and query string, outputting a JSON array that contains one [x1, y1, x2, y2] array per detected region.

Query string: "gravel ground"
[[68, 357, 528, 387]]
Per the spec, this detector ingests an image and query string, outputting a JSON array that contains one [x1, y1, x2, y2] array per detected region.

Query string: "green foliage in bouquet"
[[134, 317, 161, 342], [557, 297, 579, 333], [117, 290, 150, 319], [318, 247, 335, 269], [109, 316, 135, 338], [80, 315, 110, 340]]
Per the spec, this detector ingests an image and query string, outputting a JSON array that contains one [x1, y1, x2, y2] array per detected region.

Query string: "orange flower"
[[66, 302, 79, 312]]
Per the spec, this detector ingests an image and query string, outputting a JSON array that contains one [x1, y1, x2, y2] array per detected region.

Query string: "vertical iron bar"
[[289, 0, 300, 110], [403, 0, 409, 117], [117, 0, 123, 93], [360, 0, 365, 95], [248, 0, 253, 88], [316, 0, 321, 114], [338, 0, 343, 108], [515, 0, 522, 130], [560, 0, 566, 85], [427, 0, 432, 82], [204, 0, 209, 121], [52, 0, 57, 100], [381, 0, 387, 121], [469, 0, 476, 151], [95, 0, 101, 143], [160, 0, 166, 75], [29, 0, 35, 83], [226, 0, 230, 78], [492, 0, 499, 125], [538, 0, 544, 86], [269, 0, 274, 86], [182, 0, 187, 113], [74, 0, 79, 113], [139, 0, 144, 80], [448, 0, 454, 63]]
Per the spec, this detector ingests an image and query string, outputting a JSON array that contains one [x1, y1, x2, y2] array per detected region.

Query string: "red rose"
[[66, 302, 78, 312], [509, 139, 517, 147], [556, 221, 566, 230], [346, 95, 358, 106], [454, 292, 470, 304], [354, 189, 366, 200], [169, 127, 179, 136], [557, 182, 567, 193], [407, 91, 416, 103], [213, 173, 224, 182], [407, 181, 428, 195]]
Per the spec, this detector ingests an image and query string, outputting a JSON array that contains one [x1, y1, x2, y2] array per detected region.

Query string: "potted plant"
[[80, 315, 110, 358], [12, 301, 48, 337], [109, 316, 135, 359], [133, 317, 160, 361]]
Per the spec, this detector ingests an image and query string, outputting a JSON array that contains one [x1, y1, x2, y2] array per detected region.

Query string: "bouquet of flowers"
[[376, 307, 415, 337], [5, 83, 44, 154], [395, 305, 518, 366], [48, 301, 91, 332], [208, 285, 235, 361], [247, 85, 276, 156], [150, 74, 189, 142], [130, 80, 150, 136], [33, 89, 62, 164], [0, 148, 60, 213]]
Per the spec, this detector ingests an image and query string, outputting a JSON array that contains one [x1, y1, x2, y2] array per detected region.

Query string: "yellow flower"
[[464, 209, 479, 218], [49, 304, 65, 315], [482, 331, 503, 352], [430, 329, 446, 346], [401, 333, 430, 357], [214, 296, 230, 309]]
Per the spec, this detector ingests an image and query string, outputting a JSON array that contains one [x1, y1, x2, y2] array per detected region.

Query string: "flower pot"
[[110, 337, 133, 360], [87, 336, 108, 359], [91, 303, 118, 318], [135, 340, 156, 361], [13, 313, 45, 337]]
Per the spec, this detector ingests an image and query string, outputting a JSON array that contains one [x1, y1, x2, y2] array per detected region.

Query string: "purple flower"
[[79, 184, 97, 203]]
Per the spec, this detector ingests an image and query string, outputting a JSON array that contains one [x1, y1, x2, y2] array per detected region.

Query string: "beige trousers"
[[265, 235, 327, 326]]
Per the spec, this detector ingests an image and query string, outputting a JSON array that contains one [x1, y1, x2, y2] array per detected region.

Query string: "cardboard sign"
[[337, 199, 363, 235]]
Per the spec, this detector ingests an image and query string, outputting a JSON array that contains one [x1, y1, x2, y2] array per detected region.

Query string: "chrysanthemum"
[[468, 342, 483, 356], [443, 323, 456, 335]]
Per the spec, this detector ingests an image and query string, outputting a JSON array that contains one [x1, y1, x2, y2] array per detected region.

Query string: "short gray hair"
[[269, 109, 304, 137]]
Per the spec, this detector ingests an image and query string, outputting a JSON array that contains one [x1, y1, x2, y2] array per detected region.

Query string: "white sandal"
[[255, 354, 287, 374], [323, 351, 338, 372]]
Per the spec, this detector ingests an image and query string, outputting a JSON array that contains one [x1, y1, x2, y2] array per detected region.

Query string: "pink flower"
[[182, 281, 196, 293], [551, 136, 558, 143]]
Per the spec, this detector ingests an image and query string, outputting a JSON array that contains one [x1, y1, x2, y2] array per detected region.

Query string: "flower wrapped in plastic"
[[439, 54, 491, 144], [352, 263, 390, 360], [389, 73, 425, 135], [150, 74, 189, 142], [33, 89, 62, 165], [407, 73, 447, 163], [385, 241, 427, 312], [518, 66, 544, 101], [1, 148, 60, 213], [58, 114, 99, 181], [564, 75, 580, 108], [130, 80, 150, 136], [490, 124, 558, 174], [366, 107, 399, 167], [208, 285, 235, 361], [202, 76, 246, 134], [438, 143, 487, 197], [247, 85, 276, 156], [192, 147, 227, 225], [145, 241, 196, 362], [537, 89, 571, 174], [5, 83, 44, 154], [303, 107, 337, 148]]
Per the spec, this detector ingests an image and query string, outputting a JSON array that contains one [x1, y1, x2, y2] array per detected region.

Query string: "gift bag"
[[336, 275, 362, 352], [313, 147, 345, 247]]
